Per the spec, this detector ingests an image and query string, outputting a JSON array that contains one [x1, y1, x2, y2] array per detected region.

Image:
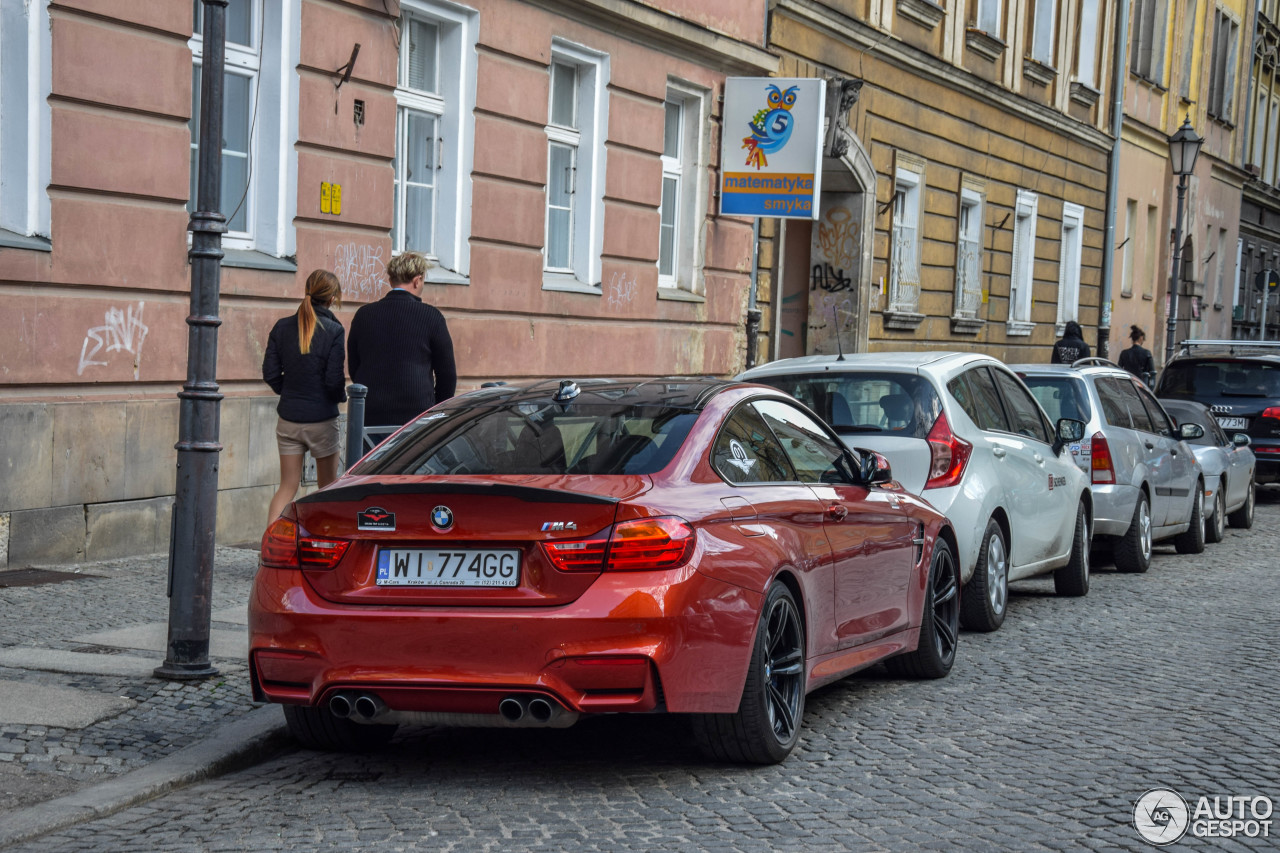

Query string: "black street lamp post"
[[156, 0, 227, 680], [1165, 116, 1204, 364]]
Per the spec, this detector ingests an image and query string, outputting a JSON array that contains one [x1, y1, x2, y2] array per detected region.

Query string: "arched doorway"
[[773, 126, 875, 358]]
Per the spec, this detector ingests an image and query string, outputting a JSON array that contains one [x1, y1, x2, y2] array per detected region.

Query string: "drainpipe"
[[745, 218, 762, 370], [1099, 0, 1132, 360]]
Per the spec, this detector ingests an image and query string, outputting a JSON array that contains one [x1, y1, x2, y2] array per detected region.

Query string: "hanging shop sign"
[[719, 78, 826, 220]]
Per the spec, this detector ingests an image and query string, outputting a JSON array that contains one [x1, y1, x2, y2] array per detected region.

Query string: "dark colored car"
[[251, 378, 960, 765], [1153, 341, 1280, 484]]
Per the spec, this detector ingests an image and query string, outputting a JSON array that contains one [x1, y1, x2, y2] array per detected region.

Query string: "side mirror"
[[1053, 417, 1086, 453], [1179, 422, 1205, 441], [855, 448, 894, 485], [1232, 432, 1252, 448]]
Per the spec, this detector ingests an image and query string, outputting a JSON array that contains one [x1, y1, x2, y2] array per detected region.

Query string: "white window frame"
[[1008, 188, 1038, 334], [0, 0, 51, 244], [189, 0, 299, 258], [1122, 199, 1137, 296], [394, 0, 477, 280], [1056, 202, 1084, 331], [658, 80, 709, 294], [977, 0, 1003, 36], [1215, 227, 1227, 307], [1076, 0, 1100, 87], [954, 184, 985, 320], [889, 156, 925, 314], [1030, 0, 1057, 65], [1130, 0, 1168, 84], [543, 39, 608, 290]]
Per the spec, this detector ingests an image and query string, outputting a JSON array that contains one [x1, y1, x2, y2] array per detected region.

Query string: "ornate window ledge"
[[1005, 320, 1035, 337], [951, 315, 984, 335], [897, 0, 945, 29], [1070, 81, 1101, 107], [965, 28, 1006, 62], [1022, 58, 1057, 86], [883, 310, 925, 331]]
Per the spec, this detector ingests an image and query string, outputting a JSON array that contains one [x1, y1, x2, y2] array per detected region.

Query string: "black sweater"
[[347, 289, 457, 427], [262, 303, 347, 423]]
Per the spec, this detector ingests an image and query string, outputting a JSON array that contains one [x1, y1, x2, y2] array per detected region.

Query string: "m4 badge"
[[541, 521, 578, 531]]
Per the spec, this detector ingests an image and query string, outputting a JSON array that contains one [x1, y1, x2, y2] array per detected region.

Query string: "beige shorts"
[[276, 417, 341, 458]]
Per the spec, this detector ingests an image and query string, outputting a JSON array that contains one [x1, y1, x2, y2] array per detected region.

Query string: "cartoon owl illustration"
[[743, 85, 799, 169]]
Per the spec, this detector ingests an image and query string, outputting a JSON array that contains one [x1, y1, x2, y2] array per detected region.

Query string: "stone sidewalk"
[[0, 547, 286, 846]]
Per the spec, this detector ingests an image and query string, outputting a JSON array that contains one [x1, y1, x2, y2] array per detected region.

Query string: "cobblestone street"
[[9, 497, 1280, 852]]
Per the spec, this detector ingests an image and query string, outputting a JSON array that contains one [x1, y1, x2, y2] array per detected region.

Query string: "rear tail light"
[[259, 517, 350, 570], [1090, 432, 1116, 484], [1261, 406, 1280, 420], [542, 517, 695, 572], [924, 412, 973, 490]]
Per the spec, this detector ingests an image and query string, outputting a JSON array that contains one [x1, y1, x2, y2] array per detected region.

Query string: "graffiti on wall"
[[334, 242, 387, 302], [605, 271, 637, 310], [78, 302, 150, 380], [815, 206, 859, 272]]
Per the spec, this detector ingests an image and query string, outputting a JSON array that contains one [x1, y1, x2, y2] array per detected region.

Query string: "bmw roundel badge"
[[431, 505, 454, 530]]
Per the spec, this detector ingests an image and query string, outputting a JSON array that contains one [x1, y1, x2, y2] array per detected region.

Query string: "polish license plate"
[[1217, 417, 1247, 430], [376, 548, 520, 587]]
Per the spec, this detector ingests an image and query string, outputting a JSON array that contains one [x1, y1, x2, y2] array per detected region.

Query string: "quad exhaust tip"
[[328, 692, 354, 719], [331, 691, 571, 727], [498, 697, 525, 722]]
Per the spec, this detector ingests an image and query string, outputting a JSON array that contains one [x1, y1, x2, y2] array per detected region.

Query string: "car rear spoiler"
[[298, 482, 620, 505]]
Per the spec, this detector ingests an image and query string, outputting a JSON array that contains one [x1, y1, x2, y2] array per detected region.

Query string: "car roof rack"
[[1175, 339, 1280, 356], [1070, 357, 1122, 369]]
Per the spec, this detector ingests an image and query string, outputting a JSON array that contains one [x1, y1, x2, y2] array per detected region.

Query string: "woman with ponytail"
[[262, 269, 347, 523], [1118, 324, 1157, 386]]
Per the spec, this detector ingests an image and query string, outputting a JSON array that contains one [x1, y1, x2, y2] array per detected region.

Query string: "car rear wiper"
[[833, 425, 886, 433], [1221, 390, 1268, 397]]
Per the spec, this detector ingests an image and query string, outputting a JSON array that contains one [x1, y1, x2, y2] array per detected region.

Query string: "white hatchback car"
[[738, 352, 1092, 632]]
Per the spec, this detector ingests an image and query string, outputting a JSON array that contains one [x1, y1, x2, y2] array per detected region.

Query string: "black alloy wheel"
[[887, 537, 959, 679]]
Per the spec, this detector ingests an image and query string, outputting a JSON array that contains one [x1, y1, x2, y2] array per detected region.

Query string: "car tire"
[[1227, 478, 1255, 529], [282, 704, 397, 752], [1205, 485, 1226, 544], [1113, 491, 1153, 574], [1053, 502, 1090, 597], [885, 538, 959, 679], [691, 581, 805, 765], [1173, 483, 1206, 555], [959, 518, 1008, 633]]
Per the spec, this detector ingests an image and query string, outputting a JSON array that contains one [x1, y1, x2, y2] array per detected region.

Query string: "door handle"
[[1033, 453, 1044, 464], [1144, 441, 1155, 450], [1171, 448, 1178, 456], [992, 447, 1007, 458], [826, 504, 848, 522]]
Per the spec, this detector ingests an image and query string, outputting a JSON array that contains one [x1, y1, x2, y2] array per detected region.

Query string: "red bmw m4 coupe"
[[250, 377, 959, 764]]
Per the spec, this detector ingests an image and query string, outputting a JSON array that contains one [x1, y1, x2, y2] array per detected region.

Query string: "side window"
[[753, 400, 853, 484], [949, 367, 1010, 432], [712, 405, 796, 485], [1104, 377, 1156, 433], [1135, 385, 1175, 436], [992, 369, 1051, 443], [1095, 377, 1131, 427]]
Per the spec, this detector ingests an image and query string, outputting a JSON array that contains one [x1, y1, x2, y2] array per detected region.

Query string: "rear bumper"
[[1253, 451, 1280, 484], [1089, 482, 1139, 537], [248, 564, 762, 716]]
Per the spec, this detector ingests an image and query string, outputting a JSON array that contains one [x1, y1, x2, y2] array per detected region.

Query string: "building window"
[[976, 0, 1002, 35], [394, 0, 478, 278], [1008, 189, 1038, 333], [189, 0, 297, 257], [1076, 0, 1100, 87], [1030, 0, 1057, 65], [544, 41, 608, 288], [1130, 0, 1168, 83], [1251, 90, 1267, 171], [954, 182, 985, 320], [1122, 199, 1137, 297], [1269, 97, 1280, 185], [659, 82, 708, 292], [1144, 204, 1158, 299], [1207, 9, 1240, 122], [1057, 202, 1084, 330], [0, 0, 51, 243], [889, 156, 925, 314], [1179, 0, 1198, 100], [1215, 227, 1228, 306]]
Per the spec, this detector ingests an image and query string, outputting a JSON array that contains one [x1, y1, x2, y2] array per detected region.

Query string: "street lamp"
[[1165, 116, 1204, 362]]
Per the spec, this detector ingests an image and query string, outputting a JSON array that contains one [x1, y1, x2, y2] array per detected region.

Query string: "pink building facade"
[[0, 0, 774, 565]]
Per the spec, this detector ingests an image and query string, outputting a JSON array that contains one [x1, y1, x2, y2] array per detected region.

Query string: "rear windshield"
[[350, 403, 698, 476], [751, 372, 942, 439], [1019, 375, 1092, 424], [1158, 359, 1280, 398]]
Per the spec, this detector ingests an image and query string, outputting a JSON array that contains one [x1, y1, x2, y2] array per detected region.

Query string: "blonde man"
[[347, 252, 457, 427]]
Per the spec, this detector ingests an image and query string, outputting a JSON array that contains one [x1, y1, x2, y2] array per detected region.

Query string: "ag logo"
[[357, 507, 396, 531], [431, 505, 454, 531], [1133, 788, 1190, 845]]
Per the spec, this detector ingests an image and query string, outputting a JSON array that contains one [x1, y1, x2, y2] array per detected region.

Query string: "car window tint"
[[1159, 359, 1280, 398], [712, 403, 797, 485], [948, 367, 1010, 432], [1168, 404, 1222, 447], [1102, 376, 1156, 433], [1094, 377, 1131, 427], [991, 369, 1051, 443], [1135, 384, 1175, 436], [1022, 376, 1091, 424], [752, 372, 942, 438], [753, 399, 853, 484]]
